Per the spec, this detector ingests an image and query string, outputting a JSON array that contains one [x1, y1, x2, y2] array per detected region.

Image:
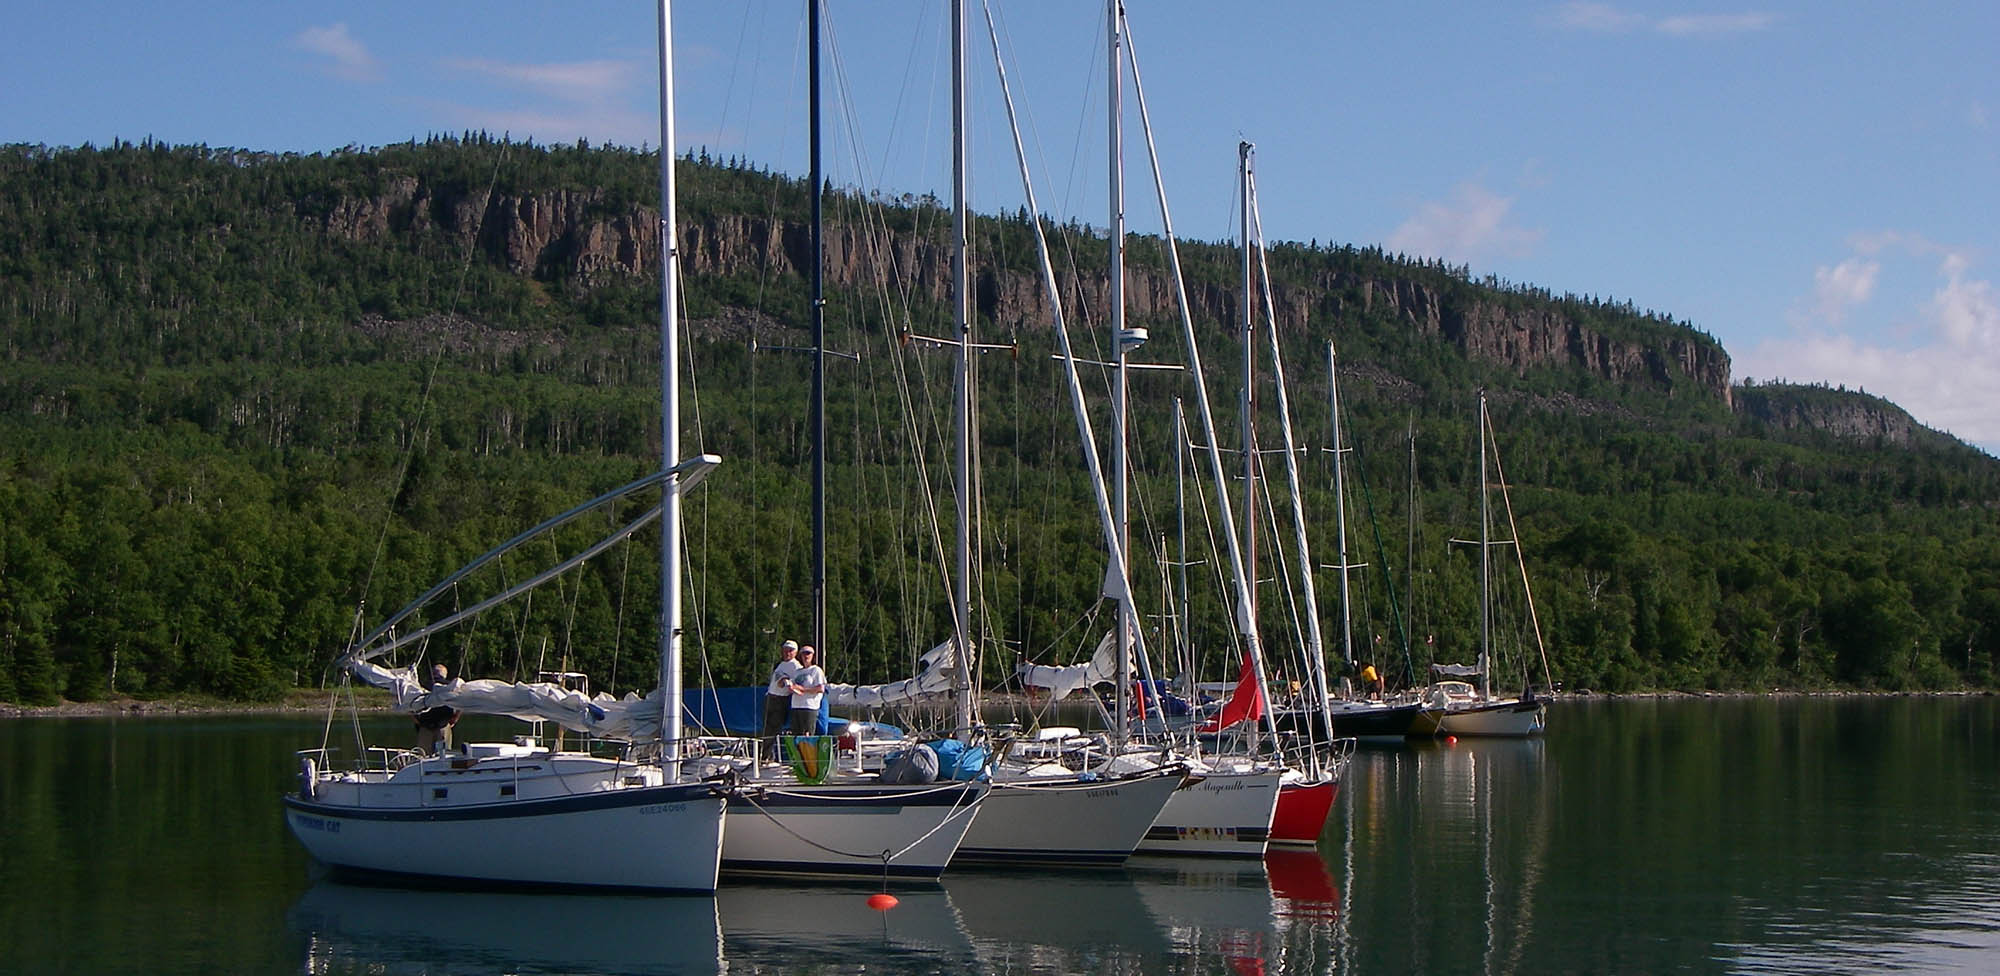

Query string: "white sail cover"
[[1014, 630, 1129, 701], [347, 659, 669, 741], [825, 640, 958, 708]]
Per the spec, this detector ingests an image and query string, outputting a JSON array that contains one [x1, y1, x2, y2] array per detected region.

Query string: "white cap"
[[781, 639, 799, 651]]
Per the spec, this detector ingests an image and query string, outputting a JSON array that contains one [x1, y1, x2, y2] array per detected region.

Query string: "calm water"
[[3, 698, 1997, 974]]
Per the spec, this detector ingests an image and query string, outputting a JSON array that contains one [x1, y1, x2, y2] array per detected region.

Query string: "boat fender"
[[298, 756, 318, 800]]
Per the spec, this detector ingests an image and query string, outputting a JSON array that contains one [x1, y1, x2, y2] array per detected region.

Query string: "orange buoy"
[[867, 893, 899, 911]]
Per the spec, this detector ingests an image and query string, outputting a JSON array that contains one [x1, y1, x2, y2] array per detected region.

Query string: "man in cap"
[[761, 639, 801, 759]]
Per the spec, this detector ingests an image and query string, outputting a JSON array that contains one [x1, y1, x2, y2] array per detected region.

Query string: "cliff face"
[[312, 182, 1734, 405], [1735, 385, 1950, 449]]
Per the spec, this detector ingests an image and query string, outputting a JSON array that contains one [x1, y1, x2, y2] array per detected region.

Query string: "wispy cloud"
[[295, 24, 380, 83], [1810, 257, 1879, 324], [1743, 237, 2000, 453], [428, 56, 651, 146], [432, 103, 657, 148], [443, 58, 637, 105], [1386, 183, 1544, 265], [1551, 3, 1777, 36]]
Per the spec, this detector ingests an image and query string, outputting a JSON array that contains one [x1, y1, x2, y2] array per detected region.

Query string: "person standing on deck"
[[762, 640, 801, 758], [414, 662, 460, 755], [787, 646, 826, 736]]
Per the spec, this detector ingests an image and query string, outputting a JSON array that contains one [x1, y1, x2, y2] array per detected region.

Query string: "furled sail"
[[825, 640, 958, 708], [1013, 630, 1129, 701], [346, 659, 668, 741]]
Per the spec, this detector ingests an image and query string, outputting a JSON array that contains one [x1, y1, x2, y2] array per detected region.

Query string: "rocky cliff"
[[1735, 383, 1954, 450], [314, 181, 1735, 405]]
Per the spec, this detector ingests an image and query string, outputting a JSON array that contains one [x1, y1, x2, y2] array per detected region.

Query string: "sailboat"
[[1428, 391, 1549, 737], [1313, 340, 1444, 739], [937, 0, 1182, 866], [281, 0, 726, 893], [706, 0, 988, 881]]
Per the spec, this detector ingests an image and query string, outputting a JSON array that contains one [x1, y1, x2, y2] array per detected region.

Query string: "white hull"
[[722, 781, 986, 879], [1436, 699, 1546, 736], [1135, 768, 1283, 857], [285, 780, 724, 892], [955, 770, 1183, 865]]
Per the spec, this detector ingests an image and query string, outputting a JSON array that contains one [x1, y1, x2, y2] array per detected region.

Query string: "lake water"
[[3, 697, 1997, 974]]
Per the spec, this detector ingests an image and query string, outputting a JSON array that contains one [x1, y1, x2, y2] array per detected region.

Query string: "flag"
[[1200, 656, 1265, 732]]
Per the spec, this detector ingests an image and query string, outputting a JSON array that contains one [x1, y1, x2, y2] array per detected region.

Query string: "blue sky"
[[7, 2, 1996, 453]]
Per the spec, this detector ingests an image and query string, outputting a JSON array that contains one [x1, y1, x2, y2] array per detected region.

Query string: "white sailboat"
[[282, 0, 725, 893], [709, 0, 987, 881], [946, 0, 1182, 866], [1430, 391, 1550, 737]]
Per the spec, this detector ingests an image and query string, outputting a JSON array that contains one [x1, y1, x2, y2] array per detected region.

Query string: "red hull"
[[1268, 779, 1337, 846]]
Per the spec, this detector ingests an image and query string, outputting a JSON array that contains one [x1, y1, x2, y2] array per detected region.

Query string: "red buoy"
[[867, 893, 899, 911], [1446, 736, 1458, 745]]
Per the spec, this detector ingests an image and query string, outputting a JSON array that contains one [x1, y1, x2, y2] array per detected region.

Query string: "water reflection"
[[289, 852, 1344, 975]]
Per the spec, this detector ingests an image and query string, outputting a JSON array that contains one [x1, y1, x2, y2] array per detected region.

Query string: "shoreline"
[[3, 687, 1991, 720]]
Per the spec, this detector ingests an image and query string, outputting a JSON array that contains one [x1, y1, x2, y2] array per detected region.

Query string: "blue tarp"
[[926, 737, 990, 781], [682, 686, 830, 736]]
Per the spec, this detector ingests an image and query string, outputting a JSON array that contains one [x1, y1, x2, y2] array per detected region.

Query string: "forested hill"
[[3, 136, 1997, 706]]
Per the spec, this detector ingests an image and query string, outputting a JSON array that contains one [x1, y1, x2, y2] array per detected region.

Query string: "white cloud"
[[1549, 4, 1777, 36], [295, 24, 380, 83], [422, 102, 657, 149], [1810, 258, 1879, 324], [1745, 243, 2000, 454], [444, 58, 636, 105], [1656, 12, 1778, 35], [1551, 2, 1647, 32], [1386, 183, 1544, 265]]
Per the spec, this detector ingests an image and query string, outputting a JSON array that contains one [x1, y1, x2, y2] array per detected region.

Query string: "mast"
[[1108, 0, 1134, 746], [1238, 142, 1257, 631], [1248, 173, 1331, 747], [1122, 16, 1270, 751], [1174, 398, 1193, 684], [950, 0, 974, 733], [808, 0, 828, 659], [1330, 343, 1356, 673], [1478, 390, 1492, 700], [1235, 141, 1278, 751], [655, 0, 682, 781]]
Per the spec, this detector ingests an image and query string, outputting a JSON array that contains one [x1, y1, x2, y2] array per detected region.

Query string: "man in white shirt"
[[787, 645, 827, 736], [762, 640, 801, 754]]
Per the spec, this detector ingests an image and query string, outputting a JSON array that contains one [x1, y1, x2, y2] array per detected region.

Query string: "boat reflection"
[[289, 880, 723, 975], [292, 851, 1345, 975]]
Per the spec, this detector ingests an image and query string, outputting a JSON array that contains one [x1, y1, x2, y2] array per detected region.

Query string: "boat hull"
[[1436, 699, 1547, 737], [282, 783, 726, 893], [955, 770, 1182, 865], [722, 781, 986, 879], [1268, 777, 1338, 848], [1322, 700, 1443, 738], [1136, 769, 1283, 857]]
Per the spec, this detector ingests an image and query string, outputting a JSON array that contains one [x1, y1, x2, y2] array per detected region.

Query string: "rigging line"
[[353, 139, 512, 647], [1348, 419, 1416, 685], [1484, 407, 1555, 690]]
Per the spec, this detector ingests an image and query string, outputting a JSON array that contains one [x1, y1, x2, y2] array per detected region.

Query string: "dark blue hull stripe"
[[312, 862, 714, 895], [283, 783, 720, 823], [1144, 826, 1271, 842], [726, 788, 983, 810], [720, 859, 946, 880], [951, 848, 1129, 866]]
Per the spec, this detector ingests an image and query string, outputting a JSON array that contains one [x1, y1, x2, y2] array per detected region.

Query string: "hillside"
[[3, 137, 1997, 705]]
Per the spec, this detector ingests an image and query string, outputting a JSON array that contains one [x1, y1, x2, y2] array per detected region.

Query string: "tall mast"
[[950, 0, 974, 733], [1238, 142, 1257, 631], [1123, 18, 1269, 750], [1108, 0, 1134, 745], [1478, 390, 1492, 699], [655, 0, 682, 781], [1330, 343, 1356, 672], [808, 0, 828, 658]]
